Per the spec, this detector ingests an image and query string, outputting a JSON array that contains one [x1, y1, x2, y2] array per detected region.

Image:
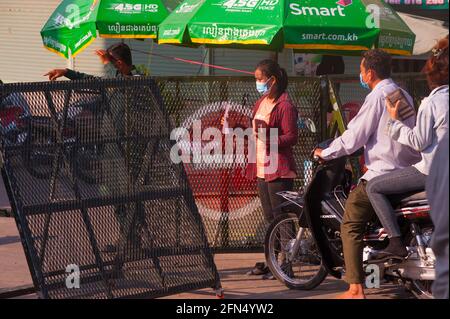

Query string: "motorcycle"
[[0, 106, 28, 147], [1, 90, 105, 184], [264, 140, 435, 299]]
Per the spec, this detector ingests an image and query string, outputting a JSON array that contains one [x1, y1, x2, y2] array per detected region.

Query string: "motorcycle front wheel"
[[265, 213, 328, 290]]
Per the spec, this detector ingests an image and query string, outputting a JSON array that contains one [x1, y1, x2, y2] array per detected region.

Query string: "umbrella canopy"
[[158, 0, 415, 55], [41, 0, 169, 59], [397, 12, 449, 56]]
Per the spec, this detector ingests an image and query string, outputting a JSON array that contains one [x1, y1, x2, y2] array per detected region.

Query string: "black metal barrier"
[[0, 74, 428, 298], [156, 74, 428, 251], [0, 78, 221, 299], [155, 76, 326, 252]]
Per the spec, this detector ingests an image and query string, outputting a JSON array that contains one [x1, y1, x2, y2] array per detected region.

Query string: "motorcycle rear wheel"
[[73, 145, 104, 185], [22, 130, 56, 180], [265, 213, 328, 290], [408, 227, 434, 299]]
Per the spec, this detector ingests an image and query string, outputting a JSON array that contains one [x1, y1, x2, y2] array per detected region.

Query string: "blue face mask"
[[256, 78, 271, 95], [360, 73, 370, 90]]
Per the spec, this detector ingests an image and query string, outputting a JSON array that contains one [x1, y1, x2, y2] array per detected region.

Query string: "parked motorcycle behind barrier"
[[265, 139, 435, 299], [0, 91, 105, 184]]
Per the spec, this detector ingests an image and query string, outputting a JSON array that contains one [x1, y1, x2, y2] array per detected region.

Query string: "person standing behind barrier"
[[43, 43, 146, 196], [43, 43, 164, 134], [44, 43, 146, 160], [44, 43, 160, 254], [316, 55, 345, 76], [316, 55, 345, 105], [243, 59, 299, 280], [44, 43, 142, 80]]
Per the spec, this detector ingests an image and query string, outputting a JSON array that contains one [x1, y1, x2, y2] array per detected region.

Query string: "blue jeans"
[[366, 166, 427, 238]]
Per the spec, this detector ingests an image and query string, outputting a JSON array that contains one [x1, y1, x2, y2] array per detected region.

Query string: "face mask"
[[256, 78, 271, 95], [360, 73, 370, 90]]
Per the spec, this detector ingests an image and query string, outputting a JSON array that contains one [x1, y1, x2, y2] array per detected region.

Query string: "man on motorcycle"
[[314, 49, 421, 299]]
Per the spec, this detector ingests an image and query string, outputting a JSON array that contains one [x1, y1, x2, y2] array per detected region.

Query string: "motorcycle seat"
[[389, 190, 428, 208]]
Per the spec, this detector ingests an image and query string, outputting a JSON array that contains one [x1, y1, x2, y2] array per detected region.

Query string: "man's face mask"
[[360, 72, 370, 90]]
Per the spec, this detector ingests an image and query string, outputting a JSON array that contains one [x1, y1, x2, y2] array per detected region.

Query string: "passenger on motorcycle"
[[366, 38, 449, 263], [314, 49, 421, 299]]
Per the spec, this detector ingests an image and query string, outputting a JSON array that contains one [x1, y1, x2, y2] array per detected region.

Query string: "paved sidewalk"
[[0, 217, 33, 290], [0, 217, 413, 299]]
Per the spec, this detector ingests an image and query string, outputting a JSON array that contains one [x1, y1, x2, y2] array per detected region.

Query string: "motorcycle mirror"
[[305, 118, 317, 133], [298, 117, 317, 133]]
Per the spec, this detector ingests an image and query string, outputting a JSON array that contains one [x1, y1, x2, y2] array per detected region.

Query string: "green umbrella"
[[41, 0, 169, 59], [158, 0, 415, 55]]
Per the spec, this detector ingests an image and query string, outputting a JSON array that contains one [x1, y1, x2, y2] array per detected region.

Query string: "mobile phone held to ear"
[[385, 89, 416, 121]]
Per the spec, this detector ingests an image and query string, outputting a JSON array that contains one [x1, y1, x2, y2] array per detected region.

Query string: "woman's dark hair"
[[422, 35, 449, 90], [107, 42, 133, 66], [256, 59, 288, 101]]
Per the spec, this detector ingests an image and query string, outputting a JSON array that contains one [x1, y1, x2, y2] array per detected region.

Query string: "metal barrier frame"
[[1, 78, 222, 299], [0, 73, 428, 298]]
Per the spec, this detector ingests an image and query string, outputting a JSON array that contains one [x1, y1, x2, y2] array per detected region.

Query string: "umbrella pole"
[[271, 52, 278, 62], [67, 51, 74, 70]]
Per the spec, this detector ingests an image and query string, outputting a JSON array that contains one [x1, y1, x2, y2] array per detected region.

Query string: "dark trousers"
[[257, 178, 294, 223], [257, 178, 294, 264]]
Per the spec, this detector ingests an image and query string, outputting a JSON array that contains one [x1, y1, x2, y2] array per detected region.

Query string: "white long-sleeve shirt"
[[321, 78, 421, 181], [387, 85, 449, 175]]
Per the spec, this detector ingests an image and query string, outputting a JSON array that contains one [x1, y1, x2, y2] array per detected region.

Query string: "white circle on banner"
[[178, 101, 261, 221]]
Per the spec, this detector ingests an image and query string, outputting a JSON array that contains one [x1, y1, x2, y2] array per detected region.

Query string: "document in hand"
[[385, 89, 416, 121]]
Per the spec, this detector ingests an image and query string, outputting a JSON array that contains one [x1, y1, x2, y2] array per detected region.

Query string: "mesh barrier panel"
[[0, 78, 220, 299], [157, 76, 325, 251], [0, 74, 429, 298]]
